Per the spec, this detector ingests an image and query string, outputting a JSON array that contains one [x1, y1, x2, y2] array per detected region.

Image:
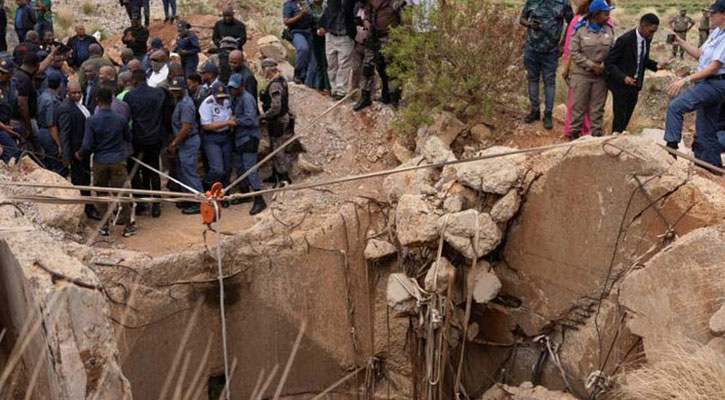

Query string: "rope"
[[213, 202, 232, 400], [0, 180, 200, 198], [129, 156, 203, 196], [224, 89, 360, 194]]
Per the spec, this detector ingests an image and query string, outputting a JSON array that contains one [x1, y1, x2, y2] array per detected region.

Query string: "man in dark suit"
[[605, 13, 664, 134], [58, 80, 100, 220]]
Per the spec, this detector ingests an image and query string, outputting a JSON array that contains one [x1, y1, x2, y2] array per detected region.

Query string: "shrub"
[[81, 0, 95, 15], [385, 0, 525, 135]]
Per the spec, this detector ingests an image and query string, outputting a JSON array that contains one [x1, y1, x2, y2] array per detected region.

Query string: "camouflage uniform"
[[260, 76, 292, 175], [521, 0, 574, 116], [700, 13, 711, 47], [671, 14, 694, 57]]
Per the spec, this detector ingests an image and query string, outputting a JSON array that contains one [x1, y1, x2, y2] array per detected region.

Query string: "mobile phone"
[[667, 33, 676, 44]]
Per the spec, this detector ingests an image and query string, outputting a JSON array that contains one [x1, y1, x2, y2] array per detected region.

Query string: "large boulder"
[[364, 239, 397, 261], [387, 273, 421, 317], [395, 194, 439, 246], [384, 156, 435, 201], [420, 136, 456, 164], [490, 189, 521, 224], [424, 257, 456, 294], [440, 210, 501, 260], [481, 382, 577, 400], [621, 225, 725, 361], [455, 146, 524, 194], [26, 168, 84, 230], [418, 111, 466, 148], [470, 261, 502, 304], [257, 35, 288, 62]]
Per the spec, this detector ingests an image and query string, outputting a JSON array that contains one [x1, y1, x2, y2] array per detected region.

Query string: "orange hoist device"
[[201, 182, 224, 226]]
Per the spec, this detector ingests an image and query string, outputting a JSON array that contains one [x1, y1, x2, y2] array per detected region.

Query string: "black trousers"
[[128, 142, 162, 197], [611, 89, 639, 134]]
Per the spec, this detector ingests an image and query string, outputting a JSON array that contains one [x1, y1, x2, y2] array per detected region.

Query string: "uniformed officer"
[[36, 73, 66, 176], [670, 9, 695, 58], [260, 58, 293, 186], [199, 81, 235, 189], [665, 0, 725, 171], [195, 62, 219, 107], [168, 77, 203, 214], [0, 58, 21, 164], [228, 73, 266, 215], [175, 20, 201, 78], [519, 0, 574, 129], [701, 8, 712, 47], [569, 0, 614, 138]]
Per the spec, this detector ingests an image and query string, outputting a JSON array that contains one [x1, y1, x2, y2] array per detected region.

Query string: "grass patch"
[[178, 0, 217, 16], [81, 0, 95, 15]]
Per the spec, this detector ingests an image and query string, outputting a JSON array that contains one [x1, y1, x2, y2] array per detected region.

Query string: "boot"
[[249, 195, 267, 215], [354, 91, 372, 112], [543, 113, 553, 130], [136, 202, 149, 215], [85, 205, 101, 221], [231, 187, 253, 205], [263, 168, 278, 184], [277, 172, 292, 186], [391, 88, 402, 109], [524, 110, 540, 123], [380, 80, 391, 104], [151, 203, 161, 218], [182, 203, 201, 215]]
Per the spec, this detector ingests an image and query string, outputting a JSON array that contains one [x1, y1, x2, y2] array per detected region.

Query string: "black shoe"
[[285, 139, 306, 154], [99, 224, 110, 236], [176, 201, 188, 209], [182, 204, 201, 215], [221, 200, 230, 208], [263, 171, 278, 184], [354, 91, 372, 112], [293, 77, 303, 85], [164, 17, 169, 23], [332, 93, 345, 101], [136, 203, 149, 215], [231, 187, 253, 205], [524, 111, 540, 123], [277, 172, 292, 186], [380, 91, 391, 104], [249, 196, 267, 215], [85, 206, 101, 221], [122, 223, 137, 237], [543, 114, 553, 130], [151, 203, 161, 218], [391, 88, 402, 109]]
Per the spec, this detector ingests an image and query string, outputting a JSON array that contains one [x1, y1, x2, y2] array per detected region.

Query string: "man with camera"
[[519, 0, 574, 130], [283, 0, 316, 84]]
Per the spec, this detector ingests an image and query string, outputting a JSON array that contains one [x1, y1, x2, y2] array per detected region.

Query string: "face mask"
[[152, 61, 164, 73]]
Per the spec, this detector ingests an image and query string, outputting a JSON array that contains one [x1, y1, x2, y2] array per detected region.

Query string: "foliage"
[[81, 0, 95, 15], [385, 0, 525, 135]]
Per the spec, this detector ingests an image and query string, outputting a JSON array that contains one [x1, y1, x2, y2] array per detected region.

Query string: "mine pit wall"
[[115, 203, 383, 399]]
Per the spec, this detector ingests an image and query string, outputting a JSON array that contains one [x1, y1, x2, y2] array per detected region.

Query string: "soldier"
[[519, 0, 574, 129], [353, 0, 406, 111], [670, 9, 695, 59], [700, 8, 711, 47], [259, 58, 292, 186]]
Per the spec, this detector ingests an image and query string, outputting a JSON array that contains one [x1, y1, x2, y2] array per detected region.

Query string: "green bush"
[[385, 0, 525, 135]]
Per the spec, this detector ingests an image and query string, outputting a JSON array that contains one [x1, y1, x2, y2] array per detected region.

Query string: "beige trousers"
[[569, 73, 607, 137]]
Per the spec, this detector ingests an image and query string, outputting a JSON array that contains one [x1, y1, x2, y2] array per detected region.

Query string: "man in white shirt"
[[147, 50, 169, 88]]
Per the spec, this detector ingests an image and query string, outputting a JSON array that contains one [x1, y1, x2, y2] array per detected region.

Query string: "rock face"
[[387, 273, 421, 317], [364, 239, 397, 261], [395, 194, 439, 246], [383, 156, 435, 201], [420, 136, 455, 164], [470, 261, 502, 304], [257, 35, 288, 62], [621, 226, 725, 361], [26, 167, 84, 231], [424, 257, 455, 294], [481, 382, 577, 400], [490, 190, 521, 223], [421, 111, 466, 148], [440, 210, 501, 260], [455, 146, 523, 194], [711, 304, 725, 336]]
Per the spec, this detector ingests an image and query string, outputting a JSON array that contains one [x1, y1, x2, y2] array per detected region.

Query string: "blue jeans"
[[182, 55, 199, 78], [665, 79, 725, 167], [201, 131, 233, 188], [523, 48, 558, 115], [35, 19, 53, 37], [35, 128, 68, 177], [0, 130, 20, 164], [305, 37, 318, 88], [292, 31, 313, 81], [176, 134, 203, 193], [162, 0, 177, 19], [234, 146, 261, 191]]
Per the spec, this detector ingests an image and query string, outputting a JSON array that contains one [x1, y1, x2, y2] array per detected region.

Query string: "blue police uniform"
[[176, 31, 201, 78], [172, 93, 203, 193], [36, 89, 67, 176], [0, 82, 19, 164], [665, 27, 725, 167], [199, 93, 233, 188], [232, 90, 262, 191]]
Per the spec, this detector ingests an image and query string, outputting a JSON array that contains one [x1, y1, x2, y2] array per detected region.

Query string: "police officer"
[[175, 20, 200, 78], [670, 9, 695, 59], [195, 62, 219, 107], [701, 8, 712, 47], [0, 58, 21, 164], [665, 0, 725, 171], [36, 73, 65, 175], [519, 0, 574, 129], [199, 81, 235, 189], [168, 77, 203, 214], [260, 58, 292, 186], [228, 73, 266, 215]]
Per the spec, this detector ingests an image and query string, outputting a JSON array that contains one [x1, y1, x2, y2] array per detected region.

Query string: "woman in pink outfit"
[[562, 0, 614, 137]]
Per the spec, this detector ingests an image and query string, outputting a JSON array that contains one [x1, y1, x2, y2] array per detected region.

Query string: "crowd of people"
[[521, 0, 725, 171]]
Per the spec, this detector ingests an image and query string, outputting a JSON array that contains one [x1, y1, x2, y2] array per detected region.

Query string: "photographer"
[[519, 0, 574, 130], [283, 0, 316, 84]]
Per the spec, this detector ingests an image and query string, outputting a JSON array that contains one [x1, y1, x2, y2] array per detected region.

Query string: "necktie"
[[637, 40, 646, 83]]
